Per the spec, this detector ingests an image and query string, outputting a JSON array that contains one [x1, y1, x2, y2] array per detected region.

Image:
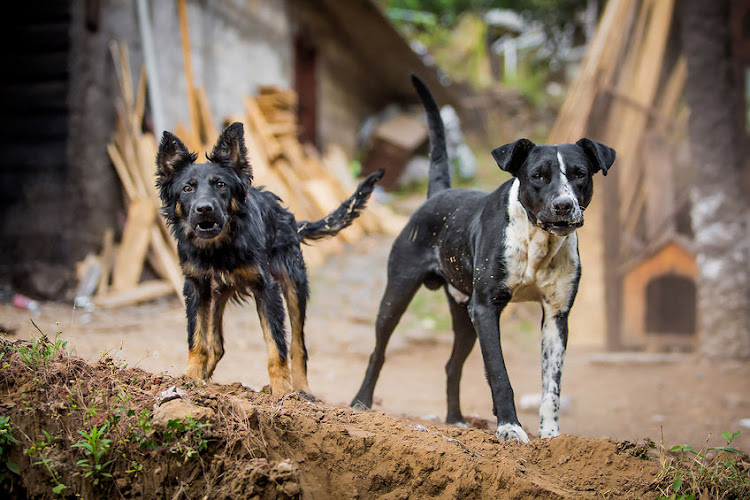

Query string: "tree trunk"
[[681, 0, 750, 358]]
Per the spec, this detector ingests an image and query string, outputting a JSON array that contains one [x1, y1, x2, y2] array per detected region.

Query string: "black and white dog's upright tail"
[[411, 74, 450, 198], [296, 168, 384, 242]]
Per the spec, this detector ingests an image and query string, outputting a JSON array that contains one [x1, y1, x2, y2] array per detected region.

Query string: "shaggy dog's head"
[[155, 122, 253, 248]]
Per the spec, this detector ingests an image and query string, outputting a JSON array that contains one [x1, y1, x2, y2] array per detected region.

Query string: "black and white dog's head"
[[492, 138, 615, 236], [155, 122, 253, 248]]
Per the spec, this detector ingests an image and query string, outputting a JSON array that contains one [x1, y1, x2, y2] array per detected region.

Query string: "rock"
[[152, 398, 215, 427]]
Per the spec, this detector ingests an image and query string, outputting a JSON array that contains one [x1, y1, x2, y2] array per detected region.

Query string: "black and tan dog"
[[352, 76, 615, 442], [156, 122, 383, 394]]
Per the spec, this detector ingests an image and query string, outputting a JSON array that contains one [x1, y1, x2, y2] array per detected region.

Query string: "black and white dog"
[[351, 75, 615, 442]]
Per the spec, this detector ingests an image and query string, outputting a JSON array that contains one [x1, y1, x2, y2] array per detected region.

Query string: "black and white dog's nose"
[[551, 198, 575, 216], [196, 203, 213, 214]]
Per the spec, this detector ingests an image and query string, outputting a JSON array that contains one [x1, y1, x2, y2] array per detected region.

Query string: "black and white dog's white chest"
[[502, 179, 580, 307]]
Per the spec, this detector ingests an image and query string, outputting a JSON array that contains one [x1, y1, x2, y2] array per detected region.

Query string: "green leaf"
[[6, 460, 20, 475], [711, 446, 743, 454], [52, 484, 67, 494], [672, 474, 682, 492]]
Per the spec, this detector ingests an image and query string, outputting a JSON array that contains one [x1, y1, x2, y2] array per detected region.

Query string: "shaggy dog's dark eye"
[[216, 181, 226, 190], [183, 185, 194, 193], [573, 170, 586, 179], [531, 173, 545, 182]]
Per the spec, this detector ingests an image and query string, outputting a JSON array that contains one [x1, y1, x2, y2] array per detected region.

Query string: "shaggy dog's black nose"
[[196, 203, 213, 214]]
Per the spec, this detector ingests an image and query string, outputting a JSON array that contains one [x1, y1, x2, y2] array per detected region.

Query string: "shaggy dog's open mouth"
[[193, 219, 223, 238]]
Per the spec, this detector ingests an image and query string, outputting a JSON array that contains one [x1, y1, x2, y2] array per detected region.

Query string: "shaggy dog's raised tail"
[[296, 168, 384, 242]]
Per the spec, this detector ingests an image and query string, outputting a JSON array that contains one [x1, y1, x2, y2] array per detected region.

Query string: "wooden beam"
[[95, 280, 173, 308], [111, 197, 155, 291], [177, 0, 200, 141]]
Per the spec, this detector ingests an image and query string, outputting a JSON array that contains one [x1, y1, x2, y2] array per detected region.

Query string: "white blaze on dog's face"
[[491, 139, 616, 236]]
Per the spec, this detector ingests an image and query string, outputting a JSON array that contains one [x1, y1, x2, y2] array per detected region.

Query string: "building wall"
[[289, 1, 393, 156]]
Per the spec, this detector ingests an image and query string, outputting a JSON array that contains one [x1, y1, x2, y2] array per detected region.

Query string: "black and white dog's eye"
[[573, 170, 587, 179], [531, 173, 545, 181], [183, 185, 194, 193], [216, 181, 226, 190]]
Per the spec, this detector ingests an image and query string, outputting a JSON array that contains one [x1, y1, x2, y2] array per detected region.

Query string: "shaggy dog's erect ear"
[[576, 138, 616, 176], [491, 138, 535, 177], [208, 122, 253, 182], [156, 131, 197, 181]]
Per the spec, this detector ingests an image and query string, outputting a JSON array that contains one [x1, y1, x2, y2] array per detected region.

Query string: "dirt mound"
[[0, 337, 659, 499]]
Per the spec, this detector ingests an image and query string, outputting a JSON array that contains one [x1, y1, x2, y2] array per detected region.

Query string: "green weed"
[[13, 322, 68, 369], [72, 424, 113, 485], [656, 431, 750, 499], [162, 416, 211, 460], [25, 429, 67, 495]]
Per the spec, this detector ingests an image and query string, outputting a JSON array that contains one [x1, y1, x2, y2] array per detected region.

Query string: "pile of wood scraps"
[[83, 42, 185, 310], [82, 42, 405, 309]]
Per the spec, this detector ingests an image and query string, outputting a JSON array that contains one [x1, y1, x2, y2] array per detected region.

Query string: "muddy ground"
[[1, 207, 750, 498]]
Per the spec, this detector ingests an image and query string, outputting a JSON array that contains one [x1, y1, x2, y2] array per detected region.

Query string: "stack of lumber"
[[86, 43, 405, 309], [92, 42, 184, 309], [548, 0, 686, 254]]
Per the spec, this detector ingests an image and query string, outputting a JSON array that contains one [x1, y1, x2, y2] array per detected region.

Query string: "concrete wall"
[[153, 0, 291, 131]]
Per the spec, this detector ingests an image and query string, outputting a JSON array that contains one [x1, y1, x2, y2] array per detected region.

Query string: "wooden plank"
[[615, 0, 675, 224], [177, 0, 200, 142], [658, 57, 687, 122], [96, 228, 115, 298], [548, 0, 637, 142], [112, 197, 156, 291], [245, 95, 281, 160], [195, 86, 218, 142], [107, 142, 139, 201], [149, 226, 184, 302], [95, 280, 173, 309]]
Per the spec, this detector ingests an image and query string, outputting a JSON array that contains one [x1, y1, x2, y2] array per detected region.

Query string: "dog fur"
[[156, 122, 383, 394], [351, 76, 615, 442]]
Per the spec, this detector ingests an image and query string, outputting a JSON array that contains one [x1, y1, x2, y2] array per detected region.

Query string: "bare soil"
[[1, 230, 749, 498]]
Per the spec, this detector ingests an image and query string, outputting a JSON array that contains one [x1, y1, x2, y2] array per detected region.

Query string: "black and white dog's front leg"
[[539, 303, 569, 438], [469, 294, 529, 443]]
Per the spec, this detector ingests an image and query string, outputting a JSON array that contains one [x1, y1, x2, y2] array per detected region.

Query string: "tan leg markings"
[[205, 286, 232, 379], [185, 299, 210, 380], [282, 279, 310, 393], [257, 306, 292, 394]]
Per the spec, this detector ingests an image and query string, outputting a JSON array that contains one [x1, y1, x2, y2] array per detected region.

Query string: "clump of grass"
[[12, 321, 67, 369], [655, 430, 750, 499]]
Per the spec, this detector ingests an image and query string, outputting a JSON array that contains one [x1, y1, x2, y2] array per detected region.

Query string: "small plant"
[[128, 409, 157, 451], [0, 415, 20, 483], [656, 431, 750, 499], [162, 416, 211, 460], [13, 322, 68, 369], [25, 430, 67, 496], [125, 459, 143, 477], [72, 424, 113, 485]]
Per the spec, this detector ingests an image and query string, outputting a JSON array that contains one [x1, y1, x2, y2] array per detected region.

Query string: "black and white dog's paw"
[[538, 425, 560, 439], [496, 423, 530, 443]]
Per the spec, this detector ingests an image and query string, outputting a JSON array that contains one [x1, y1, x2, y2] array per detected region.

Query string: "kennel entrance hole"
[[645, 273, 696, 335]]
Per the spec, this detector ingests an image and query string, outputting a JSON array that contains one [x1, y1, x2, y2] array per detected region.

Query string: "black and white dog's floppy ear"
[[491, 138, 535, 177], [208, 122, 253, 182], [576, 138, 616, 176], [156, 131, 197, 181]]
